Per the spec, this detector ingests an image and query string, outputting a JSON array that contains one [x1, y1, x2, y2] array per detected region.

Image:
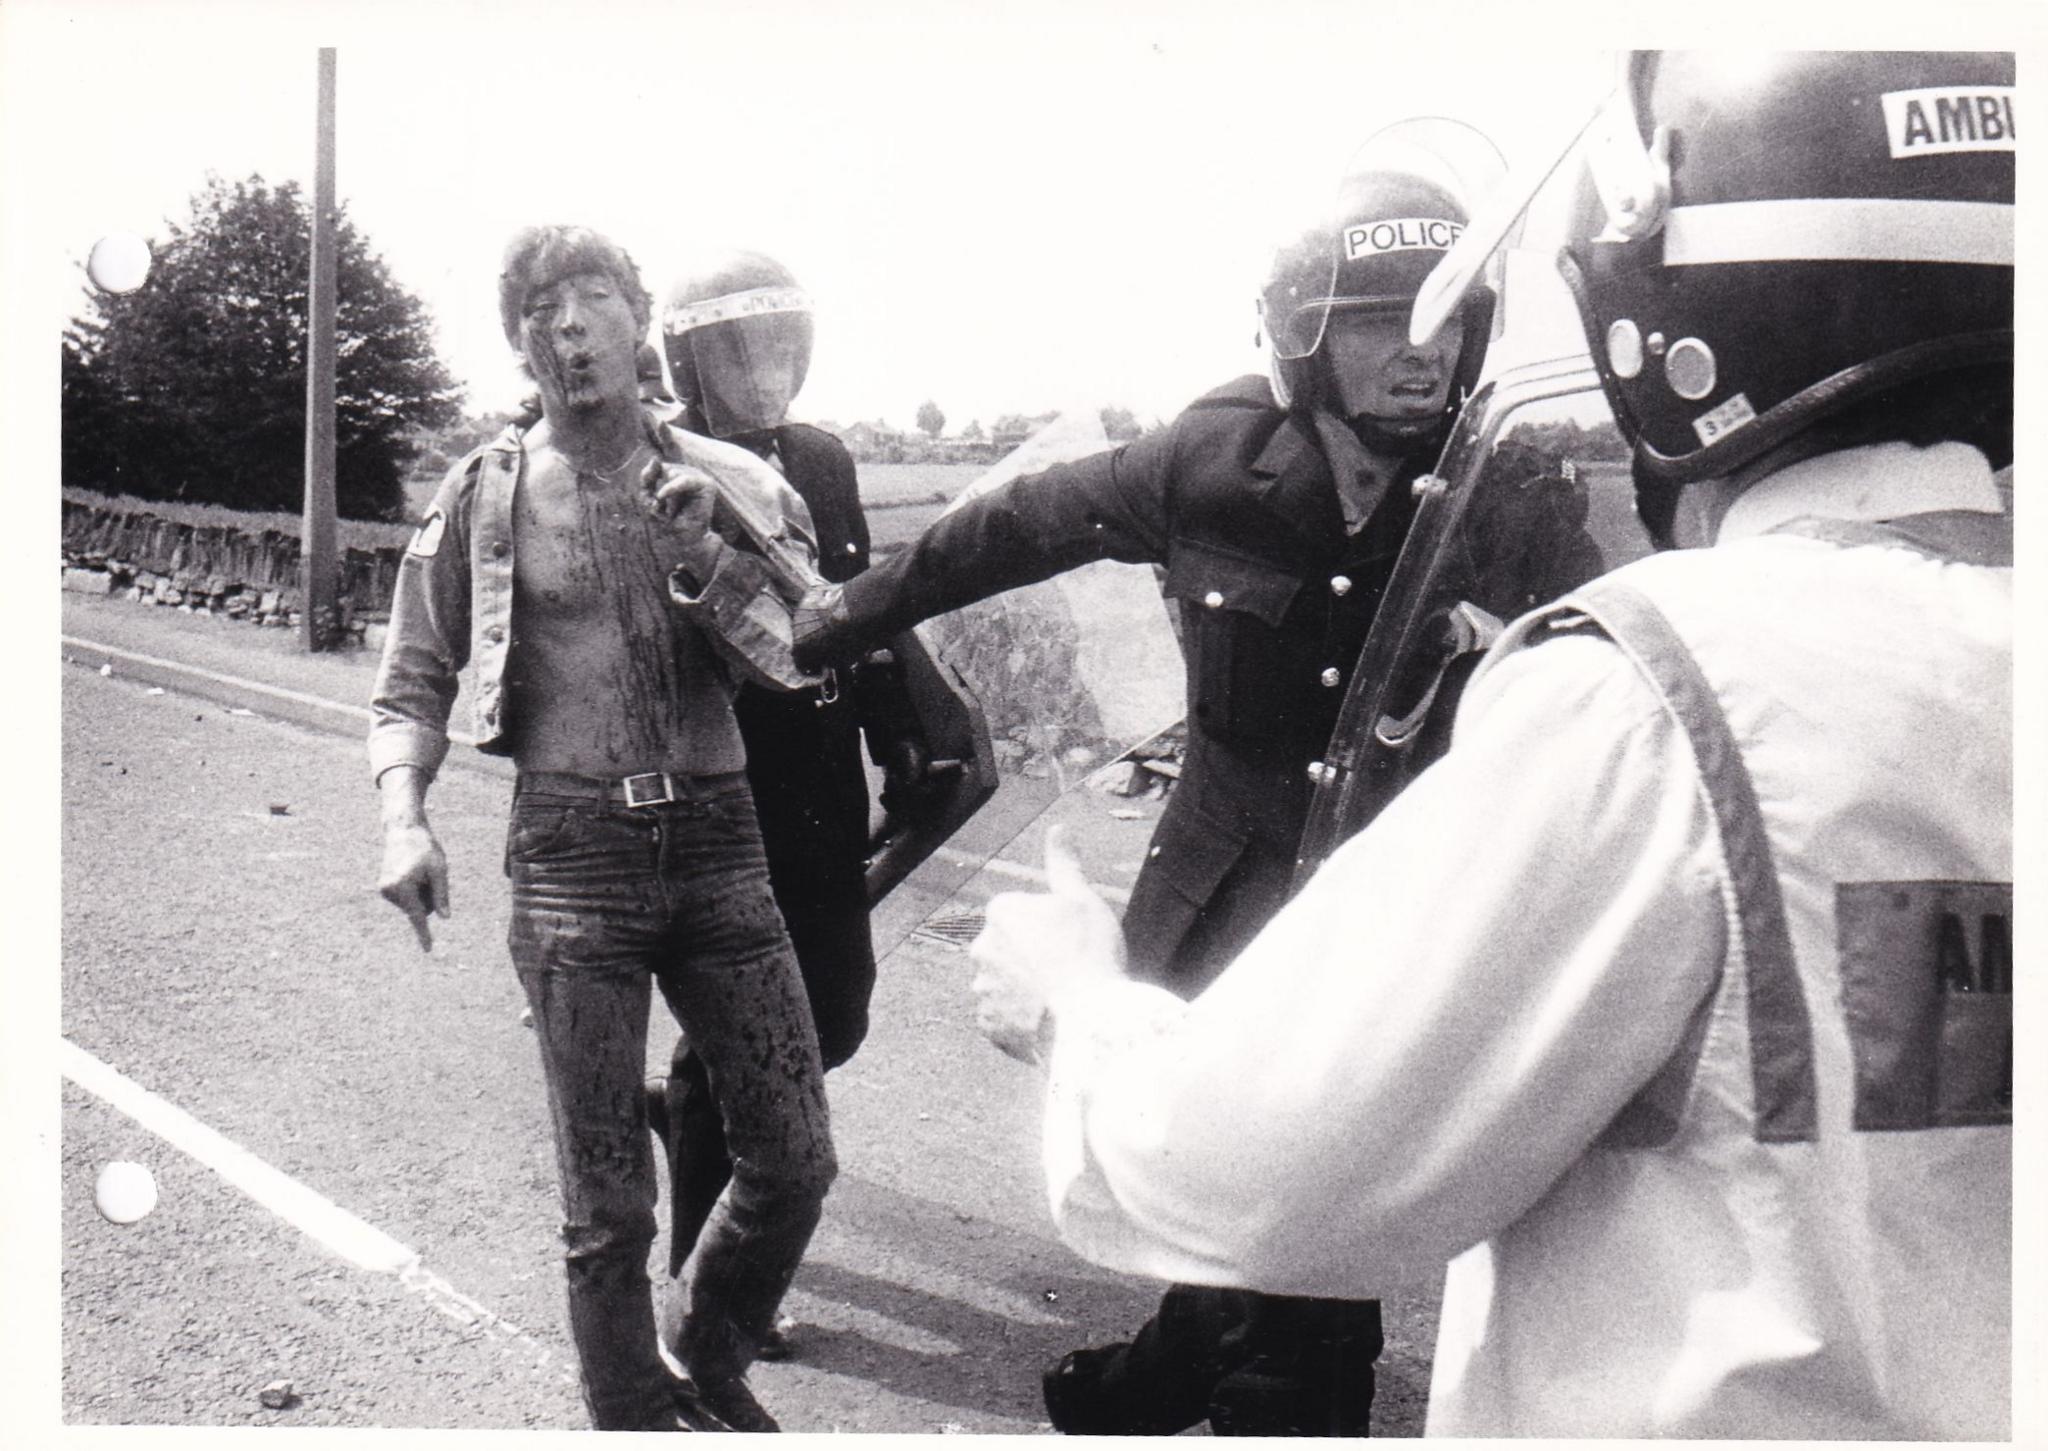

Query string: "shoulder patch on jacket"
[[408, 511, 447, 558]]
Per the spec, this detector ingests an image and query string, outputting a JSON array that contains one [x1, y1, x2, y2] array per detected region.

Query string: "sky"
[[18, 2, 2038, 433], [12, 2, 1630, 432]]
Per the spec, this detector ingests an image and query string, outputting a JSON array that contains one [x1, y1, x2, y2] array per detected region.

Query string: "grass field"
[[855, 461, 985, 509]]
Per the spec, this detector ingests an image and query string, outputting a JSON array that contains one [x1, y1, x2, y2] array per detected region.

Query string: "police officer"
[[644, 251, 927, 1357], [967, 50, 2013, 1439], [796, 122, 1506, 1435]]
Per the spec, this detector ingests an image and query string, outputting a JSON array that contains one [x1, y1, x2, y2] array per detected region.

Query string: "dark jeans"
[[662, 810, 876, 1276], [506, 775, 837, 1431], [1048, 1286, 1382, 1437]]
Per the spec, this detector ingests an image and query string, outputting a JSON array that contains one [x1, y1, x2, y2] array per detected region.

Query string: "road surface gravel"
[[57, 591, 1441, 1435]]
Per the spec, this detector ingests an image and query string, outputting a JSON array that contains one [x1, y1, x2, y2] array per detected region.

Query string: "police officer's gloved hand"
[[791, 583, 850, 673], [879, 736, 935, 818]]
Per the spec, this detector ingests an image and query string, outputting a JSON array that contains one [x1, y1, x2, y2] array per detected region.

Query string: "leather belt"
[[515, 768, 746, 809]]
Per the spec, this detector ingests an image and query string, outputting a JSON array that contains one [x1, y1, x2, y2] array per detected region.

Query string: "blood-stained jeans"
[[505, 773, 836, 1431]]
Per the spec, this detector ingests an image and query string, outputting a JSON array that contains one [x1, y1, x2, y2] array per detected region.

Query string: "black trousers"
[[1045, 1286, 1383, 1436], [1060, 828, 1383, 1436]]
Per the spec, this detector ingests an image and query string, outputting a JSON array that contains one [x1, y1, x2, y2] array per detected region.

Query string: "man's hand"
[[969, 826, 1127, 1064], [791, 583, 850, 673], [378, 821, 450, 953], [641, 457, 726, 583]]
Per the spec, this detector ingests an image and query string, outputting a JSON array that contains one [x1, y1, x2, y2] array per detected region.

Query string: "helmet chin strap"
[[1632, 476, 1683, 551], [1347, 409, 1449, 462]]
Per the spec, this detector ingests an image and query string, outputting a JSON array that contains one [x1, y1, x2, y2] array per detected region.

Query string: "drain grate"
[[915, 911, 987, 947]]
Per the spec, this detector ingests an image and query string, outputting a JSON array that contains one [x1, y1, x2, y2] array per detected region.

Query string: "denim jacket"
[[367, 418, 821, 784]]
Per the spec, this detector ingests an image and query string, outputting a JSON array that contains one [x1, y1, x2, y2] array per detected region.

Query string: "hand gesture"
[[640, 457, 728, 575], [969, 826, 1126, 1064], [378, 821, 450, 953]]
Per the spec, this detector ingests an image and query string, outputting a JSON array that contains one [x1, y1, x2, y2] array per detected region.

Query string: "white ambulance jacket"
[[1039, 441, 2011, 1438]]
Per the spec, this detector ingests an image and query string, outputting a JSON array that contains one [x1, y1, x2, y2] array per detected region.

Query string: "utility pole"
[[301, 46, 340, 651]]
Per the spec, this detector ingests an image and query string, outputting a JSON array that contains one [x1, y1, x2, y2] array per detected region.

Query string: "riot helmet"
[[1414, 51, 2014, 514], [1260, 118, 1507, 417], [661, 250, 815, 439]]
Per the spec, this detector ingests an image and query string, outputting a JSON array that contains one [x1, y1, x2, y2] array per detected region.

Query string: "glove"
[[878, 736, 935, 818], [969, 826, 1126, 1065], [790, 583, 851, 673]]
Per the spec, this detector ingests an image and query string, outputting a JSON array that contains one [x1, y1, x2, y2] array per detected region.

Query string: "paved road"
[[57, 594, 1442, 1435]]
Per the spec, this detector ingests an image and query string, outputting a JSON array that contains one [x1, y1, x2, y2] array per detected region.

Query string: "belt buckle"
[[621, 771, 675, 809]]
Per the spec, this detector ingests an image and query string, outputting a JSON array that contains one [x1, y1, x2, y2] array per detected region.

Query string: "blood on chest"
[[514, 466, 694, 622]]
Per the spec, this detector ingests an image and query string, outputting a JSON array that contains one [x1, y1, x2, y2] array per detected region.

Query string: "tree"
[[407, 408, 524, 486], [915, 399, 946, 439], [961, 418, 985, 442], [62, 173, 462, 521]]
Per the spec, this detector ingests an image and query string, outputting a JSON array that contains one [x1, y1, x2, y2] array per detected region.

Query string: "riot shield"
[[861, 408, 1186, 907], [860, 628, 999, 905], [914, 409, 1186, 786], [1294, 352, 1652, 882]]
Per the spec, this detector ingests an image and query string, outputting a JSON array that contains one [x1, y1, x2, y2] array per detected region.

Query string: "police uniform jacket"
[[828, 376, 1426, 989], [1035, 441, 2012, 1437], [733, 423, 875, 909]]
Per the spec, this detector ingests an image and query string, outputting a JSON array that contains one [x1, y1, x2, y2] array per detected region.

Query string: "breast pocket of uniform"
[[1163, 541, 1306, 742], [1837, 881, 2012, 1130]]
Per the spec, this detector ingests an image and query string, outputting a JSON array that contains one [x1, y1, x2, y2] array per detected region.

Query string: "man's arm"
[[990, 633, 1727, 1298], [646, 422, 833, 692], [375, 764, 449, 951], [367, 456, 477, 949], [795, 423, 1182, 669]]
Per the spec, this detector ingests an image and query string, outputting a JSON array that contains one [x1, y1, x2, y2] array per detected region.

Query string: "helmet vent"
[[1607, 319, 1645, 379], [1665, 337, 1718, 400]]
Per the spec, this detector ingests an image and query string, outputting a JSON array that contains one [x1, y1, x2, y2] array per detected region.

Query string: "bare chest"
[[513, 451, 692, 615]]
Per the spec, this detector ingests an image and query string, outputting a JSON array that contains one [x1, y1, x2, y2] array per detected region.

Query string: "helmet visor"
[[1266, 118, 1511, 362], [674, 305, 814, 438], [1410, 80, 1624, 347], [1262, 223, 1347, 361]]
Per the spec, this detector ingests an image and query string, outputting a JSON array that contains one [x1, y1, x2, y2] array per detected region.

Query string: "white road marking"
[[60, 634, 486, 749], [61, 637, 374, 726], [60, 1039, 564, 1375]]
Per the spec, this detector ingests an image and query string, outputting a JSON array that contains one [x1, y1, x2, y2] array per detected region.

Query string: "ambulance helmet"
[[1413, 52, 2014, 493]]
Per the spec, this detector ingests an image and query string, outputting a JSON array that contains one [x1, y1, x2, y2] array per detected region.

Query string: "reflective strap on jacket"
[[1561, 578, 1821, 1146]]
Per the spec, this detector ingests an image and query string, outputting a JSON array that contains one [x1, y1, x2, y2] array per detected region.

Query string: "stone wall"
[[60, 498, 403, 642], [59, 498, 1191, 771]]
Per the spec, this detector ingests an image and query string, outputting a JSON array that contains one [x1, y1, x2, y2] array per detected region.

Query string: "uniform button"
[[845, 542, 858, 555], [490, 540, 510, 559], [1330, 575, 1352, 596], [1148, 845, 1162, 858], [485, 624, 505, 644], [1320, 667, 1341, 688], [1203, 590, 1224, 609], [1306, 761, 1327, 784]]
